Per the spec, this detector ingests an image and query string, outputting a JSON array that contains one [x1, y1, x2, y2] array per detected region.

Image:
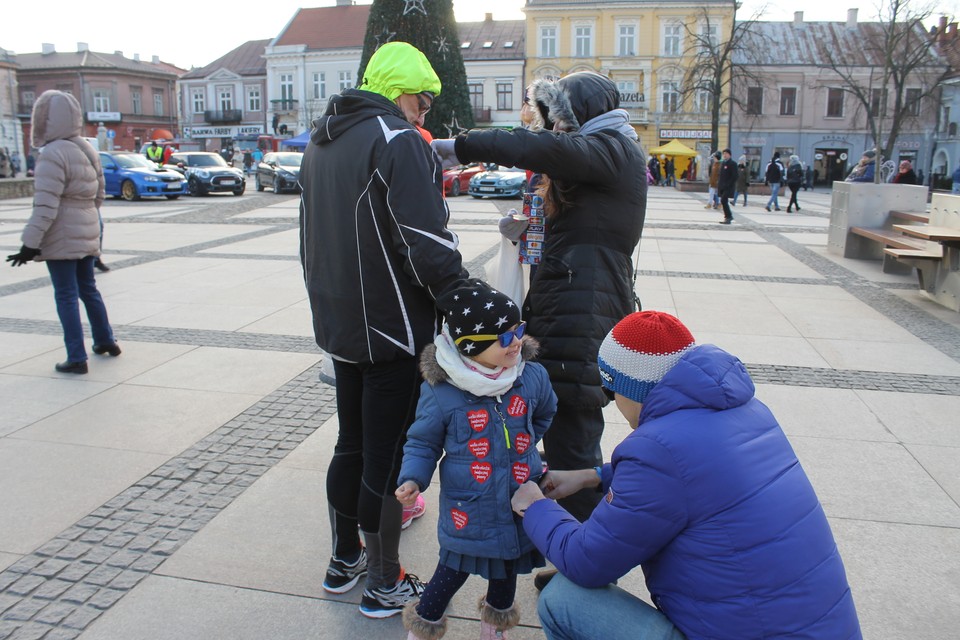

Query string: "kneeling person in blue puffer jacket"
[[511, 311, 862, 640]]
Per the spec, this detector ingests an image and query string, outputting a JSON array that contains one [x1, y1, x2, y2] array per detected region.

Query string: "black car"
[[165, 152, 246, 196], [255, 152, 303, 194]]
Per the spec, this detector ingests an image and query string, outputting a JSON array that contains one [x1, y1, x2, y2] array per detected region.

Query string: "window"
[[461, 42, 471, 49], [826, 88, 844, 117], [468, 83, 483, 109], [218, 88, 233, 112], [695, 88, 712, 113], [93, 89, 110, 112], [617, 80, 636, 93], [905, 88, 921, 117], [313, 73, 326, 100], [496, 82, 513, 111], [153, 90, 164, 116], [280, 74, 294, 102], [618, 25, 636, 56], [540, 26, 557, 57], [21, 89, 35, 108], [574, 25, 592, 57], [504, 41, 515, 48], [192, 89, 205, 114], [746, 87, 763, 115], [483, 42, 494, 49], [131, 89, 142, 115], [661, 82, 680, 113], [663, 23, 682, 56], [247, 86, 261, 112], [700, 23, 718, 49], [779, 87, 797, 116], [338, 71, 352, 91], [869, 88, 887, 117]]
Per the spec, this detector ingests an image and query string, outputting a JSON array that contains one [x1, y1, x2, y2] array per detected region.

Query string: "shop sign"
[[619, 92, 646, 107], [659, 129, 711, 139], [87, 111, 121, 123], [184, 124, 264, 139]]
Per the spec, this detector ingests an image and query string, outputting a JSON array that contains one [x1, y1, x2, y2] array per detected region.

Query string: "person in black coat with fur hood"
[[432, 71, 647, 527]]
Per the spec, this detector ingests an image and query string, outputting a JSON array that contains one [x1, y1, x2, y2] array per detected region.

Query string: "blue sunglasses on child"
[[498, 322, 526, 348]]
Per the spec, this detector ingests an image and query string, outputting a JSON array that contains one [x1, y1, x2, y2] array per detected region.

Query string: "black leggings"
[[417, 562, 517, 622], [787, 183, 800, 210], [328, 358, 422, 587]]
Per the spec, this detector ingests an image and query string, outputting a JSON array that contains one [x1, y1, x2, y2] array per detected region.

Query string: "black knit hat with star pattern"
[[437, 279, 522, 356]]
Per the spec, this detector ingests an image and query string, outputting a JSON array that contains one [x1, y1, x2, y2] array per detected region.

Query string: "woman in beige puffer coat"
[[5, 90, 119, 374]]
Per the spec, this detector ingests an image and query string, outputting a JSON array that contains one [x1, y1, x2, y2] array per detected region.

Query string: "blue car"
[[468, 164, 528, 199], [99, 152, 187, 201]]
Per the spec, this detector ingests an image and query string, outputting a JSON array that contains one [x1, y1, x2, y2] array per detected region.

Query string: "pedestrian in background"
[[952, 165, 960, 194], [764, 151, 785, 211], [299, 41, 467, 619], [892, 160, 917, 185], [6, 90, 120, 374], [735, 155, 749, 206], [706, 151, 720, 209], [785, 155, 803, 213], [717, 148, 737, 225]]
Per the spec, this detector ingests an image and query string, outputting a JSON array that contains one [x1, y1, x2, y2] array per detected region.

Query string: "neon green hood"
[[359, 42, 441, 101]]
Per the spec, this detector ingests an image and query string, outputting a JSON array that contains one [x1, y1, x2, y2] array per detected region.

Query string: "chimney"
[[485, 12, 493, 22], [940, 16, 950, 34], [794, 11, 803, 27], [335, 0, 352, 5], [114, 50, 123, 57], [846, 8, 858, 29], [42, 43, 55, 55], [133, 53, 140, 62], [77, 42, 88, 52], [152, 55, 160, 64]]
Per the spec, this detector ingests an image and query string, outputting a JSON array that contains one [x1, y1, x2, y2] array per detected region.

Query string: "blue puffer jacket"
[[524, 344, 862, 639], [400, 340, 557, 560]]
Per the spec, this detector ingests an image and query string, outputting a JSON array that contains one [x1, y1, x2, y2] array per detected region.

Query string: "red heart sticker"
[[468, 438, 490, 459], [512, 462, 530, 484], [451, 508, 469, 530], [507, 395, 527, 417], [467, 409, 489, 432], [514, 433, 530, 454], [471, 461, 492, 483]]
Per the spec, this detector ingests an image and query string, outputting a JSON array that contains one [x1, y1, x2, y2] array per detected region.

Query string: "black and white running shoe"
[[358, 570, 426, 618], [322, 548, 367, 594]]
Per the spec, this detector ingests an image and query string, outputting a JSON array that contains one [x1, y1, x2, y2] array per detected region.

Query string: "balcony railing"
[[204, 109, 243, 123], [17, 103, 34, 117], [270, 99, 299, 113], [473, 106, 492, 123]]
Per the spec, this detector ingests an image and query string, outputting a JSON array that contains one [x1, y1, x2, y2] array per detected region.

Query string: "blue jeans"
[[766, 182, 781, 209], [46, 257, 114, 362], [538, 574, 686, 640], [952, 182, 960, 194]]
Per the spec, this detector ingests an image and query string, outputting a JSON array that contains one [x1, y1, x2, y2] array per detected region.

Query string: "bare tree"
[[820, 0, 948, 182], [681, 4, 769, 151]]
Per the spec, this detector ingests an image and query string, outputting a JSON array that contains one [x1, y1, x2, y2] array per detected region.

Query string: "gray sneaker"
[[322, 548, 367, 594], [358, 571, 426, 618]]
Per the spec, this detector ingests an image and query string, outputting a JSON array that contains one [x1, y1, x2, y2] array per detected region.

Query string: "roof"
[[273, 5, 371, 50], [14, 50, 184, 76], [931, 21, 960, 80], [526, 0, 730, 6], [734, 20, 942, 68], [181, 39, 269, 79], [457, 19, 525, 61]]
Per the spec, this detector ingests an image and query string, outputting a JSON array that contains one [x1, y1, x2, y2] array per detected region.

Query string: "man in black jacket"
[[299, 42, 467, 620], [717, 148, 738, 224]]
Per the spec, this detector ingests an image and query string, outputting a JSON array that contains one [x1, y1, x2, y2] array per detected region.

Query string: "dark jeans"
[[542, 403, 604, 521], [721, 195, 733, 220], [46, 257, 114, 362], [328, 357, 422, 587]]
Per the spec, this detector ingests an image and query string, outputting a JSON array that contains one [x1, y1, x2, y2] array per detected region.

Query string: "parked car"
[[442, 162, 483, 197], [99, 151, 187, 201], [164, 152, 246, 196], [468, 164, 528, 199], [255, 152, 304, 194]]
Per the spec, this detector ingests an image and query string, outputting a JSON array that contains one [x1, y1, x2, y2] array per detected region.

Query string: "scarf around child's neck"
[[433, 325, 524, 398]]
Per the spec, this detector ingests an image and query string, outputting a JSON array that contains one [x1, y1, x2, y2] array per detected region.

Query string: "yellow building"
[[523, 0, 734, 161]]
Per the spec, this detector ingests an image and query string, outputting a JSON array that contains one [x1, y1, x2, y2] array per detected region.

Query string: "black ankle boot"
[[92, 342, 122, 357], [55, 361, 88, 374], [94, 258, 110, 272]]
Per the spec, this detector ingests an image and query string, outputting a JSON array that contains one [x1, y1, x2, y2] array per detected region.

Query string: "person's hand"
[[539, 469, 597, 500], [6, 245, 40, 267], [512, 481, 545, 516], [431, 139, 460, 169], [395, 480, 420, 508], [498, 212, 529, 242]]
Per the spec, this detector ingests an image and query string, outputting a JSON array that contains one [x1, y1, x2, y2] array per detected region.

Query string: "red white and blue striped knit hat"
[[598, 311, 696, 404]]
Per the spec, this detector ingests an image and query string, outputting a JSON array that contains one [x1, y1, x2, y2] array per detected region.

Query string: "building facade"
[[14, 44, 183, 153], [458, 16, 526, 128], [731, 10, 942, 185], [178, 39, 270, 153], [523, 0, 734, 157], [0, 48, 25, 168], [931, 17, 960, 188]]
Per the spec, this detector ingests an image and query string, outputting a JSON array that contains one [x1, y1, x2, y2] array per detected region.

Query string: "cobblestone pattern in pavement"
[[0, 364, 335, 640]]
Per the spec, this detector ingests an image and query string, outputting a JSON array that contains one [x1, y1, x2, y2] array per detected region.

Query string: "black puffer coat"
[[454, 73, 646, 408]]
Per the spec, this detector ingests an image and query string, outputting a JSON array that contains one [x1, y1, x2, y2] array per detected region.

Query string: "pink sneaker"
[[401, 494, 426, 530]]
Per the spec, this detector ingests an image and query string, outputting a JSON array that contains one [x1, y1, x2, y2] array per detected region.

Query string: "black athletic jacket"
[[300, 89, 467, 364]]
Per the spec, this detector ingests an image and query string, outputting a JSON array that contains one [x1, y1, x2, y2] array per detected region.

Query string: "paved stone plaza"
[[1, 184, 959, 639]]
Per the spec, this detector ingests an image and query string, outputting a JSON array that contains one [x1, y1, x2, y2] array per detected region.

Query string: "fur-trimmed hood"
[[420, 337, 540, 386], [529, 71, 620, 133]]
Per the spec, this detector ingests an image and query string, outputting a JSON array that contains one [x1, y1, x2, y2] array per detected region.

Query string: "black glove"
[[6, 245, 41, 267]]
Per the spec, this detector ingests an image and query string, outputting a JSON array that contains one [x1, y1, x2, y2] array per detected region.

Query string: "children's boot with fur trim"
[[478, 596, 520, 640], [403, 601, 447, 640]]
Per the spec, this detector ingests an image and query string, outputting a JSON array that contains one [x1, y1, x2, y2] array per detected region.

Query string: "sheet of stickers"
[[518, 193, 544, 265]]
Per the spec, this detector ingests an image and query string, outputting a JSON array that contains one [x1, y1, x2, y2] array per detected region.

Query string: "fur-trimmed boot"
[[478, 597, 521, 639], [403, 601, 447, 640]]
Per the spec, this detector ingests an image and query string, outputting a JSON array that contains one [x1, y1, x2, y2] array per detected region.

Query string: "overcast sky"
[[2, 0, 956, 71]]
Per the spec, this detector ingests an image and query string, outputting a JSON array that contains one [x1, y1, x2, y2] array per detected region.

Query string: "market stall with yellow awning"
[[648, 139, 698, 178]]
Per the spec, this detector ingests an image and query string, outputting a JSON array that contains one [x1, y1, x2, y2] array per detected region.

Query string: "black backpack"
[[787, 164, 803, 183], [765, 161, 782, 184]]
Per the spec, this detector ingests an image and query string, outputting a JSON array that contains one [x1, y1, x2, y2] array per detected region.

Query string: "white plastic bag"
[[487, 237, 528, 307]]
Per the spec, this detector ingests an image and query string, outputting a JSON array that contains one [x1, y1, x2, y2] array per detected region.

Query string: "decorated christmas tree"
[[357, 0, 475, 137]]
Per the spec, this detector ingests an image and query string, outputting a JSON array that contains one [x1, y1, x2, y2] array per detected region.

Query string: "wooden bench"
[[848, 226, 939, 274], [889, 210, 930, 224]]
